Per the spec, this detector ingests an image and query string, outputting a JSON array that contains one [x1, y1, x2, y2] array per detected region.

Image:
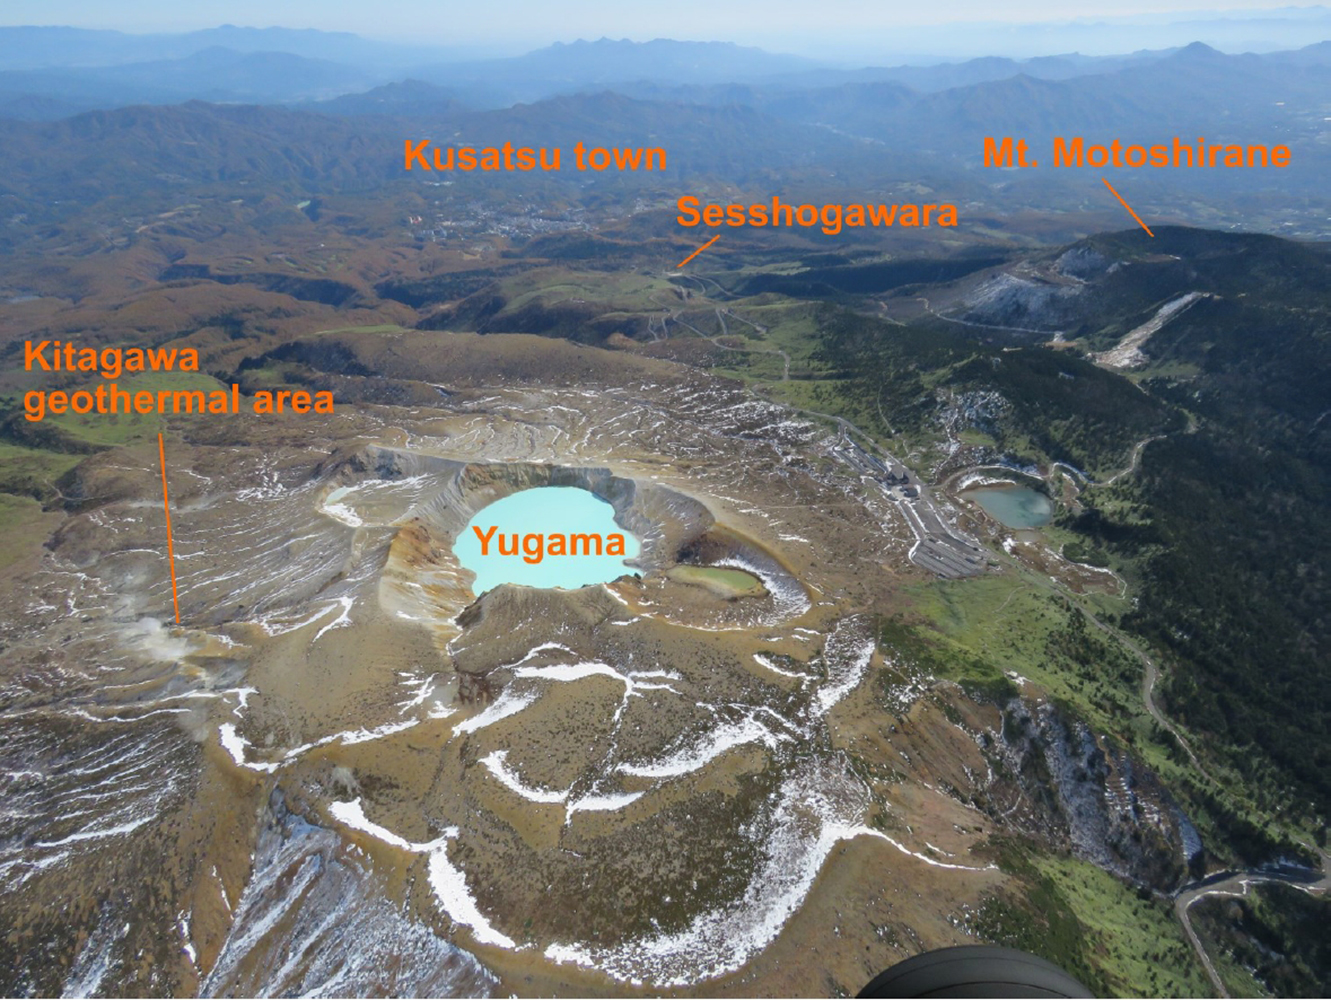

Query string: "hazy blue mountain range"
[[0, 24, 457, 71], [306, 79, 469, 118], [2, 32, 1330, 235], [0, 28, 1327, 121], [3, 37, 1331, 238], [0, 47, 380, 115]]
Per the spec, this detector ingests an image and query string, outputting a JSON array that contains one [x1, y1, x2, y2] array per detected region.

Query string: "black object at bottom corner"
[[858, 945, 1095, 998]]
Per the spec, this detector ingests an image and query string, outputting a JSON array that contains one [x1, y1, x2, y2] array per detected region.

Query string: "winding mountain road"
[[1173, 854, 1331, 998], [1052, 432, 1165, 488], [1002, 547, 1331, 997]]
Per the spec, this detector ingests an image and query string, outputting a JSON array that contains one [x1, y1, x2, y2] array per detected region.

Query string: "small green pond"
[[962, 484, 1054, 529]]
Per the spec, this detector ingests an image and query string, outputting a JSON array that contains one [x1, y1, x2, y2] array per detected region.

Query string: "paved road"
[[667, 272, 1112, 582], [914, 294, 1066, 337], [997, 538, 1331, 999], [677, 267, 1328, 994], [1052, 433, 1164, 488], [830, 428, 985, 578], [661, 302, 793, 382], [686, 269, 1326, 995], [1173, 853, 1331, 997], [663, 293, 989, 582], [1078, 611, 1216, 784], [717, 308, 791, 381]]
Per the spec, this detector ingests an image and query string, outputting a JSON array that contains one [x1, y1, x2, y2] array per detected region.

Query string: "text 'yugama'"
[[471, 524, 627, 564]]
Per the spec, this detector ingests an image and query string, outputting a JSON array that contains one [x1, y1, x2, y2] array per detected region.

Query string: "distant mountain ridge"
[[416, 37, 816, 85], [2, 31, 1331, 233], [5, 39, 1331, 237], [4, 28, 1331, 124], [0, 95, 897, 211], [307, 79, 468, 117], [0, 46, 379, 113], [0, 24, 456, 71]]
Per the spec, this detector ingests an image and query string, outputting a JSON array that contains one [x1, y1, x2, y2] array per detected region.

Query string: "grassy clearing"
[[0, 441, 83, 500], [973, 840, 1113, 995], [958, 428, 997, 447], [0, 492, 57, 571], [906, 558, 1297, 869], [902, 573, 1090, 703], [502, 270, 677, 313], [723, 299, 821, 363], [761, 378, 839, 410], [899, 570, 1190, 788], [1033, 857, 1212, 998], [975, 840, 1212, 997], [707, 352, 785, 383], [659, 297, 828, 390], [41, 372, 228, 448]]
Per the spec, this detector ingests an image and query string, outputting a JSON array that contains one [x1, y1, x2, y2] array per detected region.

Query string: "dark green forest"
[[812, 233, 1331, 827], [814, 305, 1184, 476]]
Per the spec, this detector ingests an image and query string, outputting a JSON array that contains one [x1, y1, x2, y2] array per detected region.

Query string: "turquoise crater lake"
[[454, 486, 642, 595], [961, 484, 1054, 529]]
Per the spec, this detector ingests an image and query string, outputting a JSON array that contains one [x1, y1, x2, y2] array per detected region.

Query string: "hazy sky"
[[2, 1, 1321, 39]]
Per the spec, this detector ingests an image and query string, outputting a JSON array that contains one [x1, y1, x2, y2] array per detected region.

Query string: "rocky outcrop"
[[984, 699, 1196, 890], [960, 273, 1082, 331], [1054, 246, 1115, 280], [201, 790, 495, 997]]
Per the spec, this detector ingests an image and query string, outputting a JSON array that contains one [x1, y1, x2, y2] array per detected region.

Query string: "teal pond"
[[454, 486, 642, 594], [962, 484, 1054, 529]]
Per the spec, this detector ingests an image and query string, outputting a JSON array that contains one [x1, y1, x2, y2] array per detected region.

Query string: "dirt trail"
[[670, 305, 792, 382]]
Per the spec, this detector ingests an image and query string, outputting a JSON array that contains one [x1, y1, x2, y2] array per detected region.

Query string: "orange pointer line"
[[677, 234, 720, 268], [158, 432, 181, 624], [1102, 177, 1154, 237]]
